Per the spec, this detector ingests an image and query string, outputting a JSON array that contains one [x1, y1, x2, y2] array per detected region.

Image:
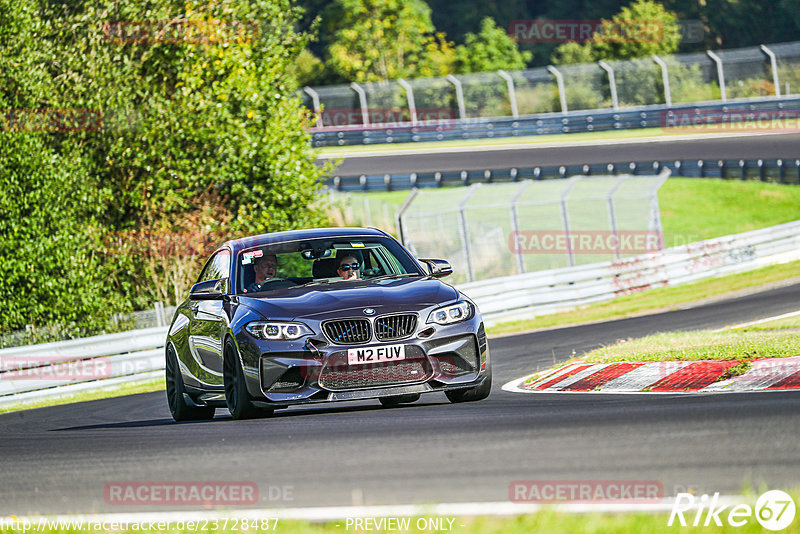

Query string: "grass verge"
[[336, 179, 800, 250], [658, 179, 800, 247], [487, 259, 800, 336], [580, 329, 800, 364], [0, 377, 164, 414]]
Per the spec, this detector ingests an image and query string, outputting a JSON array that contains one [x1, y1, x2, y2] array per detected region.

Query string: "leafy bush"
[[0, 0, 331, 333]]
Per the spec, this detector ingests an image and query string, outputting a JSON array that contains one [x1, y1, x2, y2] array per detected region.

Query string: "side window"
[[197, 250, 231, 284]]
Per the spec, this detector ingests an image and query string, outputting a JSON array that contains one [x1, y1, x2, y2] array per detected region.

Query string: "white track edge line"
[[718, 309, 800, 331], [4, 497, 750, 523]]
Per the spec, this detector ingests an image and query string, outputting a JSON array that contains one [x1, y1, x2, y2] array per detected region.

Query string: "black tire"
[[445, 367, 492, 403], [223, 338, 273, 420], [165, 344, 215, 422], [379, 393, 421, 407]]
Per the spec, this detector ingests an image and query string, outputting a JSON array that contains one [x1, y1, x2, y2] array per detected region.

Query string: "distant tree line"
[[295, 0, 800, 85]]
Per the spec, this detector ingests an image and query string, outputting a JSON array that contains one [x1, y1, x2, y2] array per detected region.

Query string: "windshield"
[[236, 236, 424, 294]]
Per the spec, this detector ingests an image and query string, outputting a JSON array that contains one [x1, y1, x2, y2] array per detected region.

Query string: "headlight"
[[245, 321, 313, 340], [427, 301, 472, 325]]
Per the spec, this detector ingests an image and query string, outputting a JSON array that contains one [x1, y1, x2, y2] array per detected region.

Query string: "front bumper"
[[235, 318, 490, 406]]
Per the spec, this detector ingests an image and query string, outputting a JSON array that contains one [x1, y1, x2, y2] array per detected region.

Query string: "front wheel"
[[445, 367, 492, 403], [223, 338, 273, 420], [166, 344, 215, 422]]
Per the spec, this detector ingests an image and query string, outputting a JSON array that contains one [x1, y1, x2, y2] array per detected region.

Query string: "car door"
[[187, 249, 231, 387]]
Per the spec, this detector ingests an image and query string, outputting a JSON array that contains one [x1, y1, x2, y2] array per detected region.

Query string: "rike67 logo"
[[669, 490, 796, 531]]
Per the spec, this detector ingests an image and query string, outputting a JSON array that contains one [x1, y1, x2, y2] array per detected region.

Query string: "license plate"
[[347, 344, 406, 365]]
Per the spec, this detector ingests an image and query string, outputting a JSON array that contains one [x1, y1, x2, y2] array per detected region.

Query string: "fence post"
[[303, 86, 322, 126], [706, 50, 727, 102], [598, 61, 619, 110], [510, 180, 532, 274], [458, 184, 481, 282], [497, 70, 519, 119], [547, 65, 568, 114], [760, 45, 782, 97], [363, 195, 372, 226], [154, 301, 165, 328], [349, 82, 370, 126], [382, 201, 392, 232], [607, 175, 628, 259], [395, 188, 419, 245], [652, 55, 672, 107], [559, 177, 581, 267], [446, 74, 467, 120], [397, 79, 418, 125], [650, 168, 672, 244]]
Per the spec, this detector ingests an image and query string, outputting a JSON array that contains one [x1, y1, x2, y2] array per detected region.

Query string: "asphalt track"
[[3, 282, 800, 516], [320, 132, 800, 176]]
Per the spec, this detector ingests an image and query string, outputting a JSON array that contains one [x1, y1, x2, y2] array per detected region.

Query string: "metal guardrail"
[[0, 302, 176, 349], [0, 327, 168, 404], [1, 219, 798, 403], [459, 220, 800, 326], [314, 96, 800, 148], [329, 156, 800, 192]]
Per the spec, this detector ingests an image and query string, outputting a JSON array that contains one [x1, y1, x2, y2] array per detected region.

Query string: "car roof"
[[222, 227, 390, 253]]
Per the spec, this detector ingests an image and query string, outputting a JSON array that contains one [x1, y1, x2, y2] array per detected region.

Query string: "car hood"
[[237, 277, 459, 321]]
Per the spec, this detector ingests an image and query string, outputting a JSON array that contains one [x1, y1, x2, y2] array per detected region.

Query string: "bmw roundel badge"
[[363, 308, 376, 315]]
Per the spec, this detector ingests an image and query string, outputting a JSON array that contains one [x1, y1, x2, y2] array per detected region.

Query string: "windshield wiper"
[[289, 279, 331, 288], [369, 273, 419, 281]]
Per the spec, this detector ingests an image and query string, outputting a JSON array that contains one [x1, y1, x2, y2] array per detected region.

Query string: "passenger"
[[336, 255, 361, 281]]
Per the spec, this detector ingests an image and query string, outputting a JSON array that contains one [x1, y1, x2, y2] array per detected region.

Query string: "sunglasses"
[[338, 262, 360, 272]]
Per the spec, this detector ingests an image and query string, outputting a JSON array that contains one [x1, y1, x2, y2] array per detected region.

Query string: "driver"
[[246, 254, 296, 292]]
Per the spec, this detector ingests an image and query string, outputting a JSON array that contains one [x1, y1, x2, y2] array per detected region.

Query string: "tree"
[[454, 17, 532, 74], [552, 0, 682, 64], [591, 0, 681, 60], [323, 0, 455, 82], [550, 41, 594, 66], [0, 0, 332, 333]]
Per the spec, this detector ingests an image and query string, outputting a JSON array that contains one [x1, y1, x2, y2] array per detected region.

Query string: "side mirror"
[[420, 258, 453, 278], [190, 278, 229, 300]]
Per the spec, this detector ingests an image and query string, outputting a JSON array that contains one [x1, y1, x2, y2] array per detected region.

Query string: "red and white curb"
[[503, 356, 800, 394]]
